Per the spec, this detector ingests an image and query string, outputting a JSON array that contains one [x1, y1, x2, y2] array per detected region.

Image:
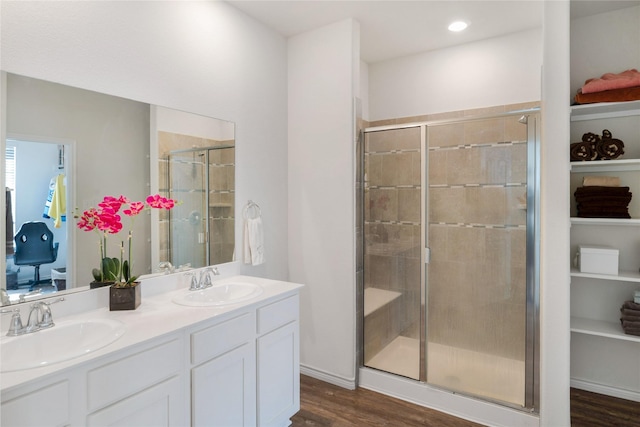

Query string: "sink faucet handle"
[[211, 266, 220, 276], [186, 272, 199, 291], [39, 297, 64, 329], [1, 308, 24, 336], [158, 261, 175, 274], [200, 269, 213, 288]]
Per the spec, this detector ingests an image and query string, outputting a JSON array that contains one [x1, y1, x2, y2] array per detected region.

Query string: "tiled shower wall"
[[157, 131, 235, 266]]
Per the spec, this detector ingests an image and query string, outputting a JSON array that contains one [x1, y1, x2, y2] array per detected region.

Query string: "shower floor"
[[366, 336, 420, 380], [365, 337, 526, 406]]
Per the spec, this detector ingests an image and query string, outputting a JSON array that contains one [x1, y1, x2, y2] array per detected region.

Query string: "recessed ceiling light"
[[448, 21, 469, 32]]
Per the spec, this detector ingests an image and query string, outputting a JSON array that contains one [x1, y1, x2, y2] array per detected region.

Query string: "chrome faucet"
[[187, 267, 220, 291], [1, 297, 64, 336], [158, 261, 175, 274], [1, 308, 24, 336]]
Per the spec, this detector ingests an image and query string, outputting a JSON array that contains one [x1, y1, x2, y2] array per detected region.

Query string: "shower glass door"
[[168, 149, 207, 268], [361, 111, 539, 410], [425, 114, 535, 407], [167, 146, 236, 269], [363, 126, 423, 380]]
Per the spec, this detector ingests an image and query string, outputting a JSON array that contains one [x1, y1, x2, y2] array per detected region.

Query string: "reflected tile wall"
[[157, 131, 235, 266]]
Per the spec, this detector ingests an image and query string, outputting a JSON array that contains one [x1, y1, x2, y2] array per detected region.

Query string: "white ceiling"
[[225, 0, 640, 63]]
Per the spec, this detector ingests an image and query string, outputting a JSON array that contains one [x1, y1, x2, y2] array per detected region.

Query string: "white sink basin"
[[1, 318, 126, 372], [173, 282, 263, 307]]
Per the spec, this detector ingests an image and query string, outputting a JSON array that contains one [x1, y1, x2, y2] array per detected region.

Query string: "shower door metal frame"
[[362, 107, 540, 412]]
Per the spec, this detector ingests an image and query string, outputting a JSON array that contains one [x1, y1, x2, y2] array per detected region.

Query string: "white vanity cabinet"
[[84, 335, 186, 426], [0, 333, 186, 427], [189, 293, 301, 427], [256, 295, 300, 427], [190, 311, 257, 426], [1, 375, 71, 427], [1, 277, 302, 427]]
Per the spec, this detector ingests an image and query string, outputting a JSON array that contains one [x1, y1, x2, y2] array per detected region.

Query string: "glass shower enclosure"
[[167, 146, 235, 268], [361, 110, 540, 410]]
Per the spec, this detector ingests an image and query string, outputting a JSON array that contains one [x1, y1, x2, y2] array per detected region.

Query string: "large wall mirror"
[[2, 72, 235, 305]]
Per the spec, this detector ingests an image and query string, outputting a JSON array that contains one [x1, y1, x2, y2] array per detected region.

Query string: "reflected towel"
[[5, 189, 14, 255], [48, 174, 66, 228], [243, 217, 264, 266]]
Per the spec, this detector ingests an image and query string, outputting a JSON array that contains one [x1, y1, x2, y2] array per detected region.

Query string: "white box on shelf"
[[579, 245, 619, 275]]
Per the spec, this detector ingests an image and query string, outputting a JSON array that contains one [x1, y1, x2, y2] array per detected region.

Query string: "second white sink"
[[173, 282, 263, 307], [1, 318, 126, 372]]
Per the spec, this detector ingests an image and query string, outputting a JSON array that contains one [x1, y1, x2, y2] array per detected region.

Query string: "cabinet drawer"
[[257, 294, 298, 335], [191, 312, 254, 365], [1, 380, 69, 427], [87, 336, 182, 412]]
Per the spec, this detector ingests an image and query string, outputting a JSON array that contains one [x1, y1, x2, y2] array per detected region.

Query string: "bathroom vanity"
[[0, 274, 302, 427]]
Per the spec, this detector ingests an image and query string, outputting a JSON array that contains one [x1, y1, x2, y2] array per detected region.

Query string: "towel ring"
[[243, 200, 261, 220]]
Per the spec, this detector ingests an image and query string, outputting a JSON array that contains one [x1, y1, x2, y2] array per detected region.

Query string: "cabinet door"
[[192, 343, 256, 427], [1, 380, 70, 427], [257, 321, 299, 427], [86, 376, 182, 427]]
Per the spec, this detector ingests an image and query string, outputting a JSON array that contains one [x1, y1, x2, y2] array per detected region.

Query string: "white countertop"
[[0, 274, 303, 392]]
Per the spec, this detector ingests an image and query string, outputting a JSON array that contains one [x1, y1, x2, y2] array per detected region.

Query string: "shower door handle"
[[424, 247, 431, 264]]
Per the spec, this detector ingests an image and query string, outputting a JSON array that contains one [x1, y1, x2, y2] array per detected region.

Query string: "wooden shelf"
[[571, 316, 640, 343], [571, 100, 640, 121], [570, 158, 640, 172], [570, 217, 640, 226], [570, 268, 640, 283]]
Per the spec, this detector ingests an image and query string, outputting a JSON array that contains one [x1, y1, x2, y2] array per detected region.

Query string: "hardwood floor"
[[291, 375, 482, 427], [292, 375, 640, 427]]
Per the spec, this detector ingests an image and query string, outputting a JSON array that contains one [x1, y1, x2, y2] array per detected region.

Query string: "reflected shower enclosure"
[[360, 107, 540, 411], [166, 145, 235, 268]]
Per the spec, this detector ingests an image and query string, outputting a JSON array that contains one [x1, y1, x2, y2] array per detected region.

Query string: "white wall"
[[288, 19, 360, 386], [540, 2, 571, 425], [0, 1, 289, 282], [368, 28, 542, 120], [570, 6, 640, 102]]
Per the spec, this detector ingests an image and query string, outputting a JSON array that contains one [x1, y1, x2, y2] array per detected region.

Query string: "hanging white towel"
[[244, 217, 265, 266]]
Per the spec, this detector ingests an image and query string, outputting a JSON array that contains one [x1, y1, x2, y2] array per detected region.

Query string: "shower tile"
[[506, 187, 527, 226], [428, 151, 446, 186], [427, 110, 465, 122], [428, 225, 448, 263], [369, 188, 398, 222], [445, 227, 486, 265], [446, 148, 482, 185], [429, 187, 464, 223], [428, 123, 464, 148], [366, 153, 383, 186], [395, 152, 416, 185], [464, 118, 505, 145], [464, 105, 506, 117], [398, 188, 421, 223]]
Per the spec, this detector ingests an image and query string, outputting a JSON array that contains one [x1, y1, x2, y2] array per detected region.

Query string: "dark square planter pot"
[[90, 281, 114, 289], [109, 282, 141, 311]]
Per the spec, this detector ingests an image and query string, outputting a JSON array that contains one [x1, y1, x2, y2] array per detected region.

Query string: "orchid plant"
[[77, 194, 176, 287]]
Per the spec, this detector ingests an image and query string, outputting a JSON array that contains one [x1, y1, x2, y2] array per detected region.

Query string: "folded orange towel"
[[581, 69, 640, 94], [582, 176, 621, 187]]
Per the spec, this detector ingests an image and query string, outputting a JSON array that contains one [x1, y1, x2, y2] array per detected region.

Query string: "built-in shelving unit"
[[571, 317, 640, 343], [569, 99, 640, 401], [570, 267, 640, 283]]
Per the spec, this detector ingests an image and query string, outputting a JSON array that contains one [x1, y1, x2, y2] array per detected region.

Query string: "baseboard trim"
[[300, 364, 356, 390], [571, 379, 640, 402]]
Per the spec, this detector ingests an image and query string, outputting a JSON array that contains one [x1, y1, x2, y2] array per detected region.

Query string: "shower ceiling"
[[225, 0, 640, 63]]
